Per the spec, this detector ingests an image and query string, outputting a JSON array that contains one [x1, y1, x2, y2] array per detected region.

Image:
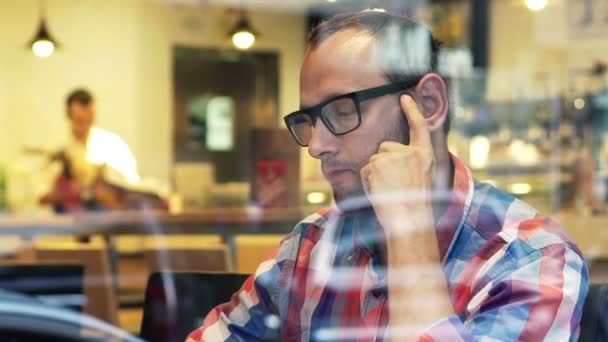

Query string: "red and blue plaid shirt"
[[187, 156, 588, 341]]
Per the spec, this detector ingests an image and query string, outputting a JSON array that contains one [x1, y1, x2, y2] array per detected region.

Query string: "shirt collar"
[[328, 209, 382, 260], [436, 154, 475, 263]]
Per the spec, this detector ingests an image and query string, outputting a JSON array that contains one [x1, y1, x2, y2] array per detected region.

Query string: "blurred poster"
[[255, 160, 287, 207]]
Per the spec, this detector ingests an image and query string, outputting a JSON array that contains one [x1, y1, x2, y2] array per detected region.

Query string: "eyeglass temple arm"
[[356, 81, 417, 102]]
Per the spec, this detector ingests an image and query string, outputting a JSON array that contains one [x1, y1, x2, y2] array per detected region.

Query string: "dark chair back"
[[139, 272, 249, 342], [580, 284, 608, 342]]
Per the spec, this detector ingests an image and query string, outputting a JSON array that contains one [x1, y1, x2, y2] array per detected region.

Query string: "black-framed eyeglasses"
[[283, 79, 419, 147]]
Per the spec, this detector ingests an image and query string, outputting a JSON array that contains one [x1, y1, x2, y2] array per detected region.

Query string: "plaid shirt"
[[187, 156, 588, 341]]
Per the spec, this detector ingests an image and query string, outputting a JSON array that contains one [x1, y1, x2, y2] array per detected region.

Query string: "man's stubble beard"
[[332, 114, 410, 213]]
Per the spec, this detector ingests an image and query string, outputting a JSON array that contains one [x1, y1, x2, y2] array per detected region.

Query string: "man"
[[188, 12, 588, 341], [40, 89, 141, 211], [63, 89, 140, 186]]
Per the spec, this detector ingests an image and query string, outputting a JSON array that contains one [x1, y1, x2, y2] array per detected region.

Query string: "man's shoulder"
[[89, 127, 126, 144], [465, 181, 580, 254], [446, 181, 586, 288], [298, 207, 337, 227]]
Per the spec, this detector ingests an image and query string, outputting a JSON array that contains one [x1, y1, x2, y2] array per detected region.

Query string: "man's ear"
[[412, 73, 448, 133]]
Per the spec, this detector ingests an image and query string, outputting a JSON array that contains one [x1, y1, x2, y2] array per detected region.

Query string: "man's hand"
[[360, 94, 435, 236], [361, 94, 453, 341]]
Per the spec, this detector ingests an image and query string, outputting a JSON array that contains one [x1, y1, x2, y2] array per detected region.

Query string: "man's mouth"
[[324, 169, 351, 182]]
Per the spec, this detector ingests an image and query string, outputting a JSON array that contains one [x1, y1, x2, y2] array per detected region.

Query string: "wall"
[[488, 0, 608, 101], [0, 0, 307, 188]]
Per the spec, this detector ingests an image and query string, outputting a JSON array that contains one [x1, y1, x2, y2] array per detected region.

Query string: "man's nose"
[[307, 118, 337, 159]]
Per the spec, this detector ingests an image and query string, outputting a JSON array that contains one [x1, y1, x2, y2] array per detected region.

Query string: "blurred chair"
[[111, 234, 149, 296], [113, 234, 145, 255], [114, 234, 225, 334], [144, 241, 232, 273], [234, 234, 283, 273], [140, 272, 249, 342], [33, 234, 106, 246], [32, 235, 119, 326], [142, 234, 222, 250], [580, 283, 608, 342], [112, 234, 223, 292], [115, 234, 222, 254]]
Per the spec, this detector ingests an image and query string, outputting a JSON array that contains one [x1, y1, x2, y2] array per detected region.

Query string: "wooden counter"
[[0, 215, 75, 235], [1, 208, 606, 261], [0, 207, 322, 238]]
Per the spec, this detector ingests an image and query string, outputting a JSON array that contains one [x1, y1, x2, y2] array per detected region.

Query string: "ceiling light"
[[32, 38, 55, 58], [232, 30, 255, 50], [28, 1, 59, 58], [229, 12, 259, 50], [525, 0, 548, 11]]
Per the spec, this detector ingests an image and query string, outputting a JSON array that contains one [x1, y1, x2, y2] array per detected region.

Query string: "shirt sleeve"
[[418, 243, 588, 342], [186, 242, 288, 342], [102, 137, 140, 185]]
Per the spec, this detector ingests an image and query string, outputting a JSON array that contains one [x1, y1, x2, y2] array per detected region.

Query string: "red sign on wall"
[[255, 160, 288, 207]]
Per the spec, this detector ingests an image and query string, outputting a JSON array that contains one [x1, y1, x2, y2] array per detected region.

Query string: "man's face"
[[67, 102, 94, 142], [300, 30, 409, 211]]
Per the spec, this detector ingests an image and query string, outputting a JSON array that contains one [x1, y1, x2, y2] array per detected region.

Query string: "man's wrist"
[[385, 219, 441, 264], [382, 205, 435, 235]]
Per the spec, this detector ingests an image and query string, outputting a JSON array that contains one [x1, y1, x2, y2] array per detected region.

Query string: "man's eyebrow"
[[299, 91, 352, 110]]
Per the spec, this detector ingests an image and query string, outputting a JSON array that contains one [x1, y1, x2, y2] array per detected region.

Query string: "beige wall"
[[488, 0, 608, 101], [0, 0, 307, 186]]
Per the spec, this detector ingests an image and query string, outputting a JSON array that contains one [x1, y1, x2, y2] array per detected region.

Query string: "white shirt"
[[65, 127, 140, 187]]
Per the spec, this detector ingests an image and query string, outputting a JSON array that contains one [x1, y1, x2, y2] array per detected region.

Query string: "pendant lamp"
[[29, 0, 59, 58], [229, 10, 259, 50]]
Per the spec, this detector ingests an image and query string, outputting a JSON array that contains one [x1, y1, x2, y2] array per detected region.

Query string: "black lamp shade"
[[228, 15, 259, 37], [30, 20, 58, 45]]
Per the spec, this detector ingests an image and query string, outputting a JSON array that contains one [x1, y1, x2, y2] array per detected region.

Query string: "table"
[[0, 207, 322, 238]]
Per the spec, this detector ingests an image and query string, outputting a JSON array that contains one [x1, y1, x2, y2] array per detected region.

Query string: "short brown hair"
[[307, 11, 450, 134], [66, 88, 93, 108]]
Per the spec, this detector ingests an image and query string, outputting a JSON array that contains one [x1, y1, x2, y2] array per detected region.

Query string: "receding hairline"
[[304, 27, 379, 62], [307, 25, 378, 51], [307, 12, 426, 46], [301, 29, 395, 96], [306, 11, 440, 73]]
